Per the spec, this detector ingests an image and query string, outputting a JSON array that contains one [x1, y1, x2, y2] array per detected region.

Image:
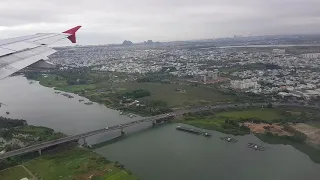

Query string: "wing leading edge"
[[0, 26, 81, 80]]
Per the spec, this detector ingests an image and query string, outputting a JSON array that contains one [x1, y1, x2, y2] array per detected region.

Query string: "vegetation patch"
[[215, 109, 284, 121], [24, 147, 138, 180], [117, 82, 234, 107], [182, 111, 250, 136], [0, 165, 32, 180]]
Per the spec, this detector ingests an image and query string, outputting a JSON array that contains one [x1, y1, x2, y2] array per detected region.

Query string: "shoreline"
[[0, 117, 139, 179], [0, 145, 139, 180]]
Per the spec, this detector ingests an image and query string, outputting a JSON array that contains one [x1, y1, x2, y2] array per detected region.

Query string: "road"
[[1, 103, 319, 159]]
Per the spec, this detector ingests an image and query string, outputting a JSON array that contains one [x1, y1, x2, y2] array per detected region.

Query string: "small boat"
[[119, 111, 123, 115], [247, 143, 266, 151], [176, 126, 202, 135], [130, 115, 133, 118], [220, 137, 238, 143], [203, 132, 211, 137]]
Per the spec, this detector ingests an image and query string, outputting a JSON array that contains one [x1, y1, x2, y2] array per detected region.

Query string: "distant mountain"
[[144, 40, 153, 45], [122, 40, 133, 46], [143, 40, 161, 45]]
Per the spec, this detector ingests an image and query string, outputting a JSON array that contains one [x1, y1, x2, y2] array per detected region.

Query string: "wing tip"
[[63, 26, 82, 43]]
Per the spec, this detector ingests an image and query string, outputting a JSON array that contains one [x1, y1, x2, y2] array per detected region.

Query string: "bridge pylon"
[[38, 149, 42, 156], [83, 138, 87, 145], [152, 120, 156, 127], [121, 128, 125, 136]]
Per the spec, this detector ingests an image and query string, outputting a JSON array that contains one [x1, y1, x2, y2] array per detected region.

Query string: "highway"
[[1, 103, 319, 159]]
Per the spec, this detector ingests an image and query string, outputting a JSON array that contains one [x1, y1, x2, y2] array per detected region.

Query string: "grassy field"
[[183, 116, 249, 135], [55, 84, 98, 93], [0, 165, 32, 180], [24, 147, 138, 180], [116, 82, 234, 107], [35, 74, 235, 111], [14, 125, 65, 142], [216, 109, 284, 121], [37, 74, 68, 87], [182, 108, 285, 135]]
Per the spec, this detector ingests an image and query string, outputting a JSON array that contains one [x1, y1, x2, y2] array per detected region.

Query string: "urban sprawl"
[[50, 38, 320, 104]]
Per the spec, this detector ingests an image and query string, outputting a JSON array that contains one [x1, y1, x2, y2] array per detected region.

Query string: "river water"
[[1, 76, 320, 180]]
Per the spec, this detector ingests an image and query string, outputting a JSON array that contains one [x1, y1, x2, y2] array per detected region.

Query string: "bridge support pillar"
[[121, 129, 125, 136], [152, 120, 156, 127], [38, 149, 42, 156], [83, 138, 87, 145]]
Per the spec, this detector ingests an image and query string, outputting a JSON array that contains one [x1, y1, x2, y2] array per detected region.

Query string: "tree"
[[149, 100, 168, 108], [301, 111, 307, 118]]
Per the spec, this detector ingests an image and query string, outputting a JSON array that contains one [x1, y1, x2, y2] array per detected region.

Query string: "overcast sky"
[[0, 0, 320, 45]]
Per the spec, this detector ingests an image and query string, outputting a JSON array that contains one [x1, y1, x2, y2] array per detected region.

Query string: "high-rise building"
[[230, 79, 259, 89], [272, 49, 286, 55], [302, 53, 320, 59], [201, 75, 207, 84], [207, 71, 219, 80]]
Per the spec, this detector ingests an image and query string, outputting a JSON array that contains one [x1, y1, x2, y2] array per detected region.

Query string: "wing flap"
[[31, 34, 69, 45], [1, 42, 39, 51], [0, 48, 15, 57]]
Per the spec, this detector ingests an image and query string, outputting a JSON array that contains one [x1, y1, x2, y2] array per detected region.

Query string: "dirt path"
[[243, 122, 293, 136], [19, 165, 37, 180], [292, 123, 320, 145]]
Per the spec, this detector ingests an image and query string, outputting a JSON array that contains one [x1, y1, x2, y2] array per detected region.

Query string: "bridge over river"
[[1, 103, 318, 159]]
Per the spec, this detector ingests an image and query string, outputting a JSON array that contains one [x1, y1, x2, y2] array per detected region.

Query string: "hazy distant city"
[[50, 35, 320, 103]]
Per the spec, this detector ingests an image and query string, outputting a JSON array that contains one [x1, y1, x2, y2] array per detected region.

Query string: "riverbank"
[[0, 147, 139, 180], [180, 108, 320, 146], [0, 117, 65, 154]]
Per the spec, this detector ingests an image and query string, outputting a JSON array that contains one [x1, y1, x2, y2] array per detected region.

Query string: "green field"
[[14, 125, 65, 142], [37, 74, 68, 87], [116, 82, 234, 107], [0, 165, 32, 180], [183, 116, 250, 135], [34, 74, 235, 114], [216, 109, 284, 121], [24, 148, 138, 180], [182, 108, 285, 135]]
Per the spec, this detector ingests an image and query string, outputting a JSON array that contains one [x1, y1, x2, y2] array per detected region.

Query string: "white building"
[[208, 71, 219, 80], [272, 49, 286, 55], [231, 79, 259, 89], [301, 53, 320, 59]]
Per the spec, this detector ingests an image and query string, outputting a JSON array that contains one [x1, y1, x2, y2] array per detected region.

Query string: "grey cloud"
[[0, 0, 320, 44]]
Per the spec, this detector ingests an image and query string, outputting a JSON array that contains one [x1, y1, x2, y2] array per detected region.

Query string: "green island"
[[0, 117, 138, 180], [26, 71, 234, 116]]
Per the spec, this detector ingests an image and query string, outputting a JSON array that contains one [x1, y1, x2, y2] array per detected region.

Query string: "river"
[[1, 76, 320, 180]]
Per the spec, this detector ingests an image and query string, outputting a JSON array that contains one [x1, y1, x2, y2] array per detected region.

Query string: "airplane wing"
[[0, 26, 81, 80]]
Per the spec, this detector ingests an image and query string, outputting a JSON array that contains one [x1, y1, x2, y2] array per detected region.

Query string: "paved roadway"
[[1, 103, 319, 159]]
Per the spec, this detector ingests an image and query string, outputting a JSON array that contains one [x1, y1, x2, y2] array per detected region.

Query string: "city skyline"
[[1, 0, 320, 45]]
